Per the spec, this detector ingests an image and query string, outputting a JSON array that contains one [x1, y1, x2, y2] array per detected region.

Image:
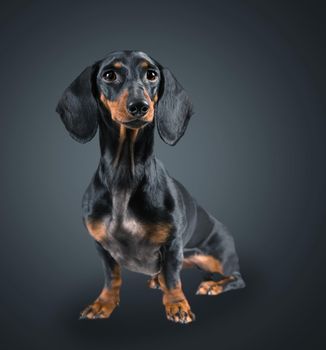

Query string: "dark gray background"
[[1, 0, 325, 349]]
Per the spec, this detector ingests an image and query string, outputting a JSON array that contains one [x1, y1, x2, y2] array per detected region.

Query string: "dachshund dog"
[[56, 50, 245, 324]]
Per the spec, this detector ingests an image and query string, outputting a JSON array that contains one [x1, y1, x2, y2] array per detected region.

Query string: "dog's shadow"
[[55, 260, 262, 348]]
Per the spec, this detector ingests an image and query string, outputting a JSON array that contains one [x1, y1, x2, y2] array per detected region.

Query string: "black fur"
[[56, 66, 100, 143], [156, 68, 193, 145], [56, 50, 245, 322]]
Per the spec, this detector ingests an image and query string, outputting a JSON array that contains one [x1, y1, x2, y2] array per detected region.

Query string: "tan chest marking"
[[122, 219, 171, 245], [86, 218, 171, 246], [145, 223, 171, 244], [86, 220, 107, 243]]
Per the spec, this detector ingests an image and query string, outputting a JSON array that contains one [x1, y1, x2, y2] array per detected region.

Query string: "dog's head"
[[56, 50, 193, 145]]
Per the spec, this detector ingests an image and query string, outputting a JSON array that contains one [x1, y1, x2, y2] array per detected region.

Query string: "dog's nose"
[[127, 100, 149, 117]]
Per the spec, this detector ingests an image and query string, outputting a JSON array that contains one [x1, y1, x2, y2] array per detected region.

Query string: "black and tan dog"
[[56, 50, 245, 324]]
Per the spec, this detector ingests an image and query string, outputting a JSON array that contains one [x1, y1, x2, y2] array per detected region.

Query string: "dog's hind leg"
[[183, 207, 245, 296]]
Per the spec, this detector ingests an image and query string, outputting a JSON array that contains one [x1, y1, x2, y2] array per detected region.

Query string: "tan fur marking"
[[159, 279, 185, 305], [182, 254, 223, 274], [158, 273, 195, 323], [86, 220, 107, 242], [196, 276, 234, 296], [113, 125, 127, 167], [148, 274, 160, 289], [196, 280, 223, 295], [100, 89, 156, 128], [145, 223, 171, 244], [130, 129, 139, 143], [121, 219, 171, 245], [80, 264, 122, 319], [100, 90, 131, 123], [113, 62, 122, 68], [129, 129, 139, 174], [140, 60, 149, 68], [143, 89, 155, 123], [106, 264, 122, 297]]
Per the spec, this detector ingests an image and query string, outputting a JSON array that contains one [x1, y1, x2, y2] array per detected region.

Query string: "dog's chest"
[[87, 213, 170, 276], [106, 217, 169, 275], [86, 189, 172, 275]]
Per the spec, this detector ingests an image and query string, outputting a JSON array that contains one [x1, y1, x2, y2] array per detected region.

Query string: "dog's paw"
[[147, 276, 161, 290], [196, 280, 224, 296], [79, 296, 119, 320], [164, 300, 195, 324]]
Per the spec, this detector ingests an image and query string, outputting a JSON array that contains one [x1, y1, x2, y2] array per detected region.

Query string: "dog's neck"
[[98, 118, 156, 192]]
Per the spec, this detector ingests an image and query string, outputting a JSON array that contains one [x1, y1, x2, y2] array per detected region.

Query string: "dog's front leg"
[[80, 242, 121, 320], [158, 239, 195, 324]]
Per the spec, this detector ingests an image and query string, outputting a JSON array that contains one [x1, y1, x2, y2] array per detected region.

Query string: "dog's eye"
[[103, 71, 117, 82], [146, 70, 158, 81]]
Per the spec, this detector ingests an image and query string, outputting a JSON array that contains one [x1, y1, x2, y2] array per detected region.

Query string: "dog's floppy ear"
[[56, 65, 100, 143], [155, 68, 193, 146]]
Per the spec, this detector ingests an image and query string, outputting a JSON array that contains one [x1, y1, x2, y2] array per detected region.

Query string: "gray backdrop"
[[1, 0, 325, 349]]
